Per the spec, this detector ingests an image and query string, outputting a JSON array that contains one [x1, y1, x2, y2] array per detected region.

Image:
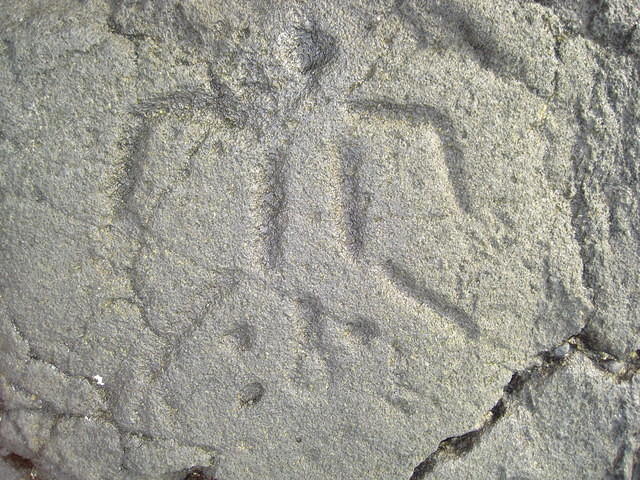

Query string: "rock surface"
[[418, 349, 640, 479], [0, 0, 638, 479]]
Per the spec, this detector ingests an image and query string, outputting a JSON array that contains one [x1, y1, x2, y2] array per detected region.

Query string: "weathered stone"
[[428, 353, 640, 479], [0, 1, 638, 479]]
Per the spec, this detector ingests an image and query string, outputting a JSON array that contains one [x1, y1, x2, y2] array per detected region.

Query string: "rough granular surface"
[[0, 1, 639, 479]]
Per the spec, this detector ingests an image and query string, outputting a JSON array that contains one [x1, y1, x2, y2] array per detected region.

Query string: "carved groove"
[[382, 260, 480, 339], [136, 88, 223, 117], [348, 98, 471, 214], [259, 151, 288, 269], [338, 141, 370, 259]]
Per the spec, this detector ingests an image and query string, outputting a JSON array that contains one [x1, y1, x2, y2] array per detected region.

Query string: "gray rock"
[[428, 353, 640, 479], [0, 0, 638, 479]]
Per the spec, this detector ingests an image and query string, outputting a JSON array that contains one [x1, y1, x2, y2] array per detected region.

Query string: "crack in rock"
[[409, 332, 639, 479]]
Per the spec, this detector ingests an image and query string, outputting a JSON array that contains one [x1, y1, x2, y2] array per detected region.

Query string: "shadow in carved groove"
[[338, 140, 370, 259], [348, 98, 472, 214], [382, 260, 480, 339], [259, 150, 289, 269]]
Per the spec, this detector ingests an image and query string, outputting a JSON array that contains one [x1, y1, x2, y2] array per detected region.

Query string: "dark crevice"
[[409, 399, 506, 478], [183, 466, 219, 480], [409, 333, 638, 478], [574, 331, 640, 381], [410, 348, 564, 479], [3, 453, 37, 476]]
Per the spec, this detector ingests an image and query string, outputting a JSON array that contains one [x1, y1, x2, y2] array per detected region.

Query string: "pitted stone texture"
[[430, 353, 640, 479], [0, 0, 637, 479]]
